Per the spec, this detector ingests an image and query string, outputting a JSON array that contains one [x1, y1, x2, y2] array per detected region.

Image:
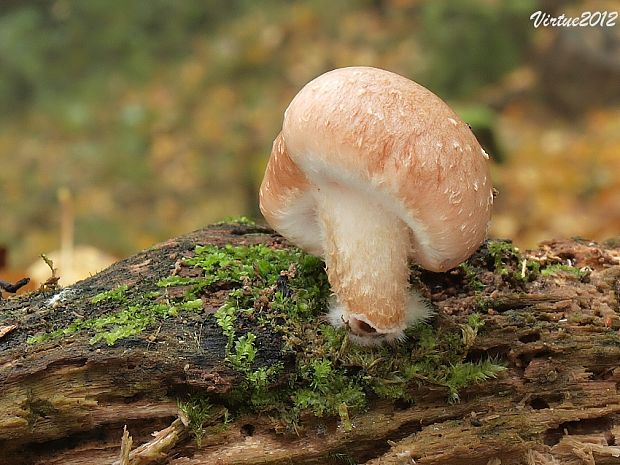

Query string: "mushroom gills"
[[314, 182, 432, 343]]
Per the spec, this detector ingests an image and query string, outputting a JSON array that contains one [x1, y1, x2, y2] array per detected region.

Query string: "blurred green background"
[[1, 0, 619, 279]]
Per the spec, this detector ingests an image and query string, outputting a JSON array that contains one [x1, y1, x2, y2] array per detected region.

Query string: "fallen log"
[[1, 223, 620, 465]]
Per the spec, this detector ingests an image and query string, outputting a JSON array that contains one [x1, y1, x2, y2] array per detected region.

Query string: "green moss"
[[214, 303, 237, 347], [91, 284, 129, 304], [331, 319, 505, 405], [214, 216, 257, 226], [460, 313, 485, 349], [88, 304, 174, 345], [337, 403, 353, 432], [540, 264, 588, 279], [182, 244, 328, 417], [27, 319, 91, 345], [173, 243, 506, 426], [228, 333, 258, 369], [443, 359, 505, 402], [291, 357, 366, 418], [459, 262, 484, 291], [487, 240, 521, 274], [178, 396, 229, 446], [526, 260, 541, 276], [27, 284, 200, 346], [473, 295, 491, 312], [326, 452, 357, 465], [485, 239, 539, 283]]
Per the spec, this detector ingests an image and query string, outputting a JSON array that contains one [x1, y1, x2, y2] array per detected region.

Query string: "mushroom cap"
[[260, 66, 493, 272]]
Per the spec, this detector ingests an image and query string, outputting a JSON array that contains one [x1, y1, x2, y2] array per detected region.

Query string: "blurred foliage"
[[418, 0, 535, 98], [493, 106, 620, 246], [0, 0, 618, 269], [0, 0, 243, 112]]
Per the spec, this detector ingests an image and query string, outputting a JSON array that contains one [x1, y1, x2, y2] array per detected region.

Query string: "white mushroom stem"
[[315, 182, 418, 336]]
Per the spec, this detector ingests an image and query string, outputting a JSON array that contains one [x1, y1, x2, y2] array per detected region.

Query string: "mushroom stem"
[[315, 182, 413, 335]]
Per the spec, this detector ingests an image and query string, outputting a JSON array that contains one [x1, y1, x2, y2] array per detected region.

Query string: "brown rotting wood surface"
[[1, 226, 620, 465]]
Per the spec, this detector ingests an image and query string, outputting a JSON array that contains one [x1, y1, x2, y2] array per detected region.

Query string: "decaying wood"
[[1, 224, 620, 465], [118, 426, 132, 465]]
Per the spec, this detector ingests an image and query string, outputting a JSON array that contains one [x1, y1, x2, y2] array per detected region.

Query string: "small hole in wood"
[[543, 427, 563, 446], [586, 366, 616, 380], [517, 348, 552, 368], [605, 430, 616, 446], [528, 397, 549, 410], [241, 424, 255, 437], [545, 416, 613, 446], [518, 332, 541, 344], [394, 398, 413, 411]]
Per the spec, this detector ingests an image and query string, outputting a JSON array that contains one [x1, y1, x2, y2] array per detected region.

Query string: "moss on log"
[[1, 223, 620, 465]]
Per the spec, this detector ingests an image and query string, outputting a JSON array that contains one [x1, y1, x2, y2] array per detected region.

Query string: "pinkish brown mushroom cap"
[[260, 66, 493, 344]]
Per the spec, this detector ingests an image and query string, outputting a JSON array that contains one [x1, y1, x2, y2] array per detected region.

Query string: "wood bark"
[[1, 225, 620, 465]]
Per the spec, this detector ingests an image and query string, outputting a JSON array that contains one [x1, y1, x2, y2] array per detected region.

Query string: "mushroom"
[[259, 67, 493, 345]]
